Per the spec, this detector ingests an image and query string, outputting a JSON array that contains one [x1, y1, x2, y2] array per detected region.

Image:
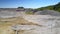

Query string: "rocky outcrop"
[[34, 10, 60, 16], [22, 15, 60, 34]]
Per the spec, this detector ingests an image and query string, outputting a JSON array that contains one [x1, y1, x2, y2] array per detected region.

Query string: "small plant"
[[25, 11, 33, 15]]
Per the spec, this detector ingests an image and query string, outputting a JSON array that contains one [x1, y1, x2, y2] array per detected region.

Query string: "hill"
[[36, 2, 60, 12], [34, 10, 60, 16]]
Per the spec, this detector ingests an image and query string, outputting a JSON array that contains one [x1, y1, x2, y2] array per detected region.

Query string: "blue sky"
[[0, 0, 60, 8]]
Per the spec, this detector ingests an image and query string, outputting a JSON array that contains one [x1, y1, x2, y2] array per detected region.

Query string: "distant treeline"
[[35, 2, 60, 12]]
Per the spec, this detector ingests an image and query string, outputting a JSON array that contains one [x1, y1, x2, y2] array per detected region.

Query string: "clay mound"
[[34, 10, 60, 16]]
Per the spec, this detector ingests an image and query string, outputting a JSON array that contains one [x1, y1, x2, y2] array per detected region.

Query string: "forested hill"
[[36, 2, 60, 12]]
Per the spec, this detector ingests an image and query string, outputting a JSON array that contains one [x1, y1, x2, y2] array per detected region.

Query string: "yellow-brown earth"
[[0, 16, 38, 34]]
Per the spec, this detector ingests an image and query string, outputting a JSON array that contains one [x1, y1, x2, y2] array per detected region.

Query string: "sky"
[[0, 0, 60, 8]]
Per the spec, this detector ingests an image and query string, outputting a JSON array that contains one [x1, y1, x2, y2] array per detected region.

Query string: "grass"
[[25, 11, 33, 15]]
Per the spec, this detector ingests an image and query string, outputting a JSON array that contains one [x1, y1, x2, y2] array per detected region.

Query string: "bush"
[[25, 11, 33, 15]]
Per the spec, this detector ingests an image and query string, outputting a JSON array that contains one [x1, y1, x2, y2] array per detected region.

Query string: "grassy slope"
[[36, 2, 60, 12]]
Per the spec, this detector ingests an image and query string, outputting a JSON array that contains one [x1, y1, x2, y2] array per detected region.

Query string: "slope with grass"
[[36, 2, 60, 12]]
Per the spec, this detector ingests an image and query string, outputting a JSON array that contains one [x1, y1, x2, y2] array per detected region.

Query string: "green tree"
[[54, 2, 60, 12], [35, 2, 60, 12], [17, 7, 24, 9]]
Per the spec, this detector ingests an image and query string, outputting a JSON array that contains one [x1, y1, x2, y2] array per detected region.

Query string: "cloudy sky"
[[0, 0, 60, 8]]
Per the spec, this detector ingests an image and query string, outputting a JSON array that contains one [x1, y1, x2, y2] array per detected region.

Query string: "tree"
[[54, 2, 60, 12], [35, 2, 60, 12], [17, 7, 24, 9]]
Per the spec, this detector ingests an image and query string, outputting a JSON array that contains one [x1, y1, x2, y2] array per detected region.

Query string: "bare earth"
[[0, 10, 60, 34]]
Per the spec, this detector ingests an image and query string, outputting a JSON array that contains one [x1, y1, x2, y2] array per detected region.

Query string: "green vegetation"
[[25, 11, 33, 15], [36, 2, 60, 12], [54, 2, 60, 12], [25, 8, 34, 15], [17, 7, 24, 9]]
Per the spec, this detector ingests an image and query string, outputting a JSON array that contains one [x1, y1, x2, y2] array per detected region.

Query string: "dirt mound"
[[35, 10, 60, 16]]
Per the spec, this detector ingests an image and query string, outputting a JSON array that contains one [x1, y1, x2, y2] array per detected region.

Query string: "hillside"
[[36, 2, 60, 12]]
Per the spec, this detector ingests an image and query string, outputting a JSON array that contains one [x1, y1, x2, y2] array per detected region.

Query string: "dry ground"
[[0, 16, 39, 34]]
